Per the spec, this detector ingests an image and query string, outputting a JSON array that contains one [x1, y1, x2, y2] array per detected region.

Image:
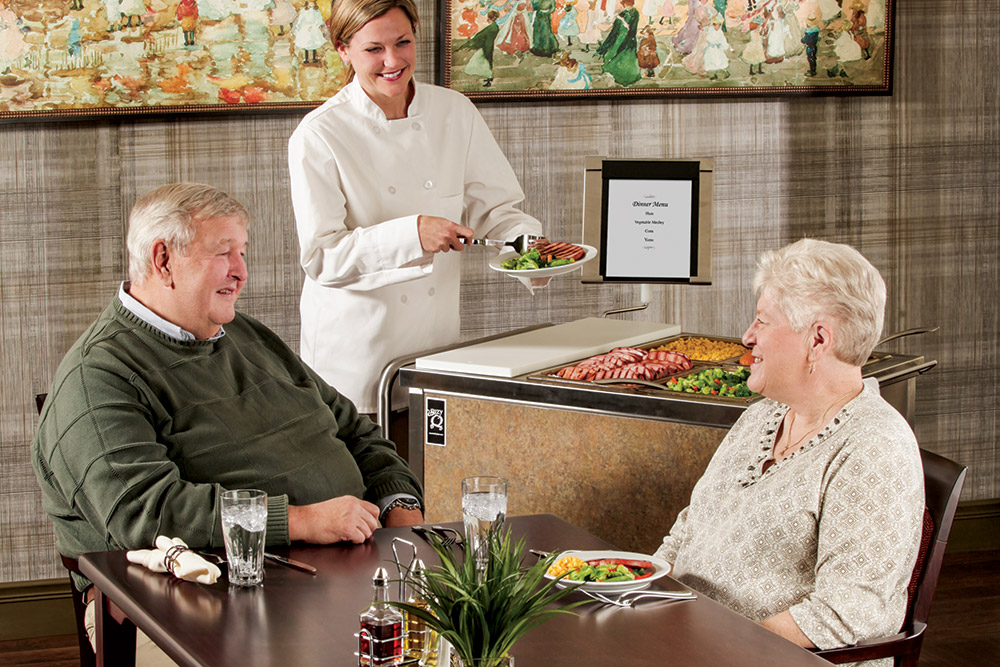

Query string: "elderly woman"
[[655, 239, 924, 661]]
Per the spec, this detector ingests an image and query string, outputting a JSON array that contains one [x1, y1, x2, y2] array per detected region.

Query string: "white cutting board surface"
[[415, 317, 681, 377]]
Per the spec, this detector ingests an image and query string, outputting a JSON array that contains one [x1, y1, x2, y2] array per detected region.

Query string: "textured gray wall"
[[1, 0, 997, 583]]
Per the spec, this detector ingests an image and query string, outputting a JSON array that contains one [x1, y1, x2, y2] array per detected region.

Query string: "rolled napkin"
[[126, 536, 222, 584]]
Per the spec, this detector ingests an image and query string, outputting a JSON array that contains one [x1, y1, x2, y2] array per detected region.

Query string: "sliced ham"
[[533, 241, 587, 261], [554, 347, 691, 383]]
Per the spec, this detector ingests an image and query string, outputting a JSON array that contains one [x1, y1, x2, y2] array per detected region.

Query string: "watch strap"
[[380, 496, 421, 519]]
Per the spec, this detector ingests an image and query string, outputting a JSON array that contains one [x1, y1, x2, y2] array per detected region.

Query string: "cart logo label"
[[426, 398, 446, 447]]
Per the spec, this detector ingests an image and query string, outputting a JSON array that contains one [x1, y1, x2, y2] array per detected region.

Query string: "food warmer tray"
[[526, 334, 897, 406]]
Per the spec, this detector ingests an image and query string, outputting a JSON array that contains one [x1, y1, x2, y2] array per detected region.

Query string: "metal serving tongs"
[[591, 378, 672, 391], [463, 234, 547, 254]]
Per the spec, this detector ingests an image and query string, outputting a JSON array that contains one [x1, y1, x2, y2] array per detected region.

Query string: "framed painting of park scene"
[[440, 0, 893, 99], [0, 0, 349, 120]]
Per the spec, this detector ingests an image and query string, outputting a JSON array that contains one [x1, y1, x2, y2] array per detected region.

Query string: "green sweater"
[[33, 297, 422, 567]]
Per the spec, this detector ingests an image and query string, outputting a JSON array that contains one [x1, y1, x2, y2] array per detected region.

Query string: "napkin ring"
[[164, 544, 191, 575]]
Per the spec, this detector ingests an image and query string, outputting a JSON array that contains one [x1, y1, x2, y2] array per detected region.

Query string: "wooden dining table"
[[79, 513, 831, 666]]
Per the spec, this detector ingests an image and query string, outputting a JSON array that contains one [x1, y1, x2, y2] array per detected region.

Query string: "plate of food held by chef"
[[489, 241, 597, 278]]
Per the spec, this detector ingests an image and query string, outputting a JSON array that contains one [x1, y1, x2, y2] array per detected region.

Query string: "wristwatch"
[[381, 497, 421, 520]]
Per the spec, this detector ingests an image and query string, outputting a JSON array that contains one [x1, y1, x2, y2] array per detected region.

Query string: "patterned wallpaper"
[[0, 0, 996, 584]]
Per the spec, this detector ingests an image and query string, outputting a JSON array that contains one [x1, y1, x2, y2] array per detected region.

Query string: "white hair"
[[126, 183, 248, 284], [752, 238, 886, 367]]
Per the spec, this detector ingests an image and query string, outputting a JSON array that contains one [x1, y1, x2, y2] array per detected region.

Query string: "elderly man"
[[33, 183, 424, 592]]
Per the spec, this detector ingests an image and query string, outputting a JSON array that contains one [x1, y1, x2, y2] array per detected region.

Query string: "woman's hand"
[[417, 215, 474, 253], [760, 610, 816, 648]]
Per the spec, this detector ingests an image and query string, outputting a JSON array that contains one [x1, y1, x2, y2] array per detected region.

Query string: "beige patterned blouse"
[[655, 379, 924, 662]]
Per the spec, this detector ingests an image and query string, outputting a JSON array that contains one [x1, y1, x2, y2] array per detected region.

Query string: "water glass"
[[221, 489, 267, 586], [461, 476, 508, 570]]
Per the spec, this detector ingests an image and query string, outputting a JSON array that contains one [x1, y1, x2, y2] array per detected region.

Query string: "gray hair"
[[127, 183, 249, 284], [752, 238, 886, 367]]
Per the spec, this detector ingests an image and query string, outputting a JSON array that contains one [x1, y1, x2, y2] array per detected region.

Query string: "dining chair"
[[815, 447, 967, 666], [61, 554, 137, 667], [35, 392, 137, 667]]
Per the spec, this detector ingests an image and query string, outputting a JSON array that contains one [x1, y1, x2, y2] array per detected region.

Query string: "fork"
[[431, 525, 464, 548], [582, 588, 695, 608], [582, 590, 632, 607], [463, 234, 547, 254], [618, 590, 696, 606], [194, 550, 226, 566]]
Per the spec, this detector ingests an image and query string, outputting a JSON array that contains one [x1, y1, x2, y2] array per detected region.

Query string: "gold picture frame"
[[0, 0, 349, 121], [439, 0, 893, 100]]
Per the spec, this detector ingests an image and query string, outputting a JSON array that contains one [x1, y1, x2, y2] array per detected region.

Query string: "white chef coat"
[[288, 79, 542, 413]]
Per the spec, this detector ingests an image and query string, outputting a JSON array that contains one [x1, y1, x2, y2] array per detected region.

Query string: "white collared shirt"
[[118, 282, 225, 342]]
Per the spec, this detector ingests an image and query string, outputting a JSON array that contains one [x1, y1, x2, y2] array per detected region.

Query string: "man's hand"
[[417, 216, 473, 253], [382, 507, 424, 528], [288, 496, 380, 544]]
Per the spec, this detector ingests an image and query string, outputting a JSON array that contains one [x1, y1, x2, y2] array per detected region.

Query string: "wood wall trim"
[[0, 579, 76, 641], [948, 499, 1000, 553]]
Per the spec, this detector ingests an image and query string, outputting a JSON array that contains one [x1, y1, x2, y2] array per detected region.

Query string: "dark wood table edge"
[[81, 553, 213, 667], [76, 514, 607, 667], [78, 514, 830, 667]]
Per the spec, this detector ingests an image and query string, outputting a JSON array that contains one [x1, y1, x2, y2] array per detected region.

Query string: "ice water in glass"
[[461, 476, 507, 570], [221, 489, 267, 586]]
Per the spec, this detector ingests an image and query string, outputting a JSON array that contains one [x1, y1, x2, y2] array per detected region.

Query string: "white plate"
[[489, 244, 597, 278], [544, 550, 672, 594]]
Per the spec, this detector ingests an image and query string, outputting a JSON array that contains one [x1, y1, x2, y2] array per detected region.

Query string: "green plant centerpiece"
[[392, 524, 587, 667]]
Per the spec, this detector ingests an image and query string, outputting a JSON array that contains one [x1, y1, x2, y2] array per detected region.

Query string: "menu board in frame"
[[581, 156, 714, 285], [440, 0, 894, 100]]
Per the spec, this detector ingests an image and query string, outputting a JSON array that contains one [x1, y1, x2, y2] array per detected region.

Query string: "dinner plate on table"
[[489, 244, 597, 278], [544, 550, 672, 594]]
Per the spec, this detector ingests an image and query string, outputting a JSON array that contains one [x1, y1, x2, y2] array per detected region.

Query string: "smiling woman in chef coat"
[[287, 0, 543, 432]]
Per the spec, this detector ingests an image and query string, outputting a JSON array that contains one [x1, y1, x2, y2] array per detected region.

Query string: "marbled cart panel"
[[421, 394, 725, 554]]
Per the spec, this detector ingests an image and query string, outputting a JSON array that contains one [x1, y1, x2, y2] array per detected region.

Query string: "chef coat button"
[[428, 287, 435, 296], [388, 186, 396, 194], [412, 122, 421, 130], [423, 180, 433, 189], [400, 295, 408, 303], [373, 127, 382, 135]]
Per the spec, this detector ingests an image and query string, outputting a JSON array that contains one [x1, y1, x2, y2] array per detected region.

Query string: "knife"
[[264, 552, 317, 575]]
